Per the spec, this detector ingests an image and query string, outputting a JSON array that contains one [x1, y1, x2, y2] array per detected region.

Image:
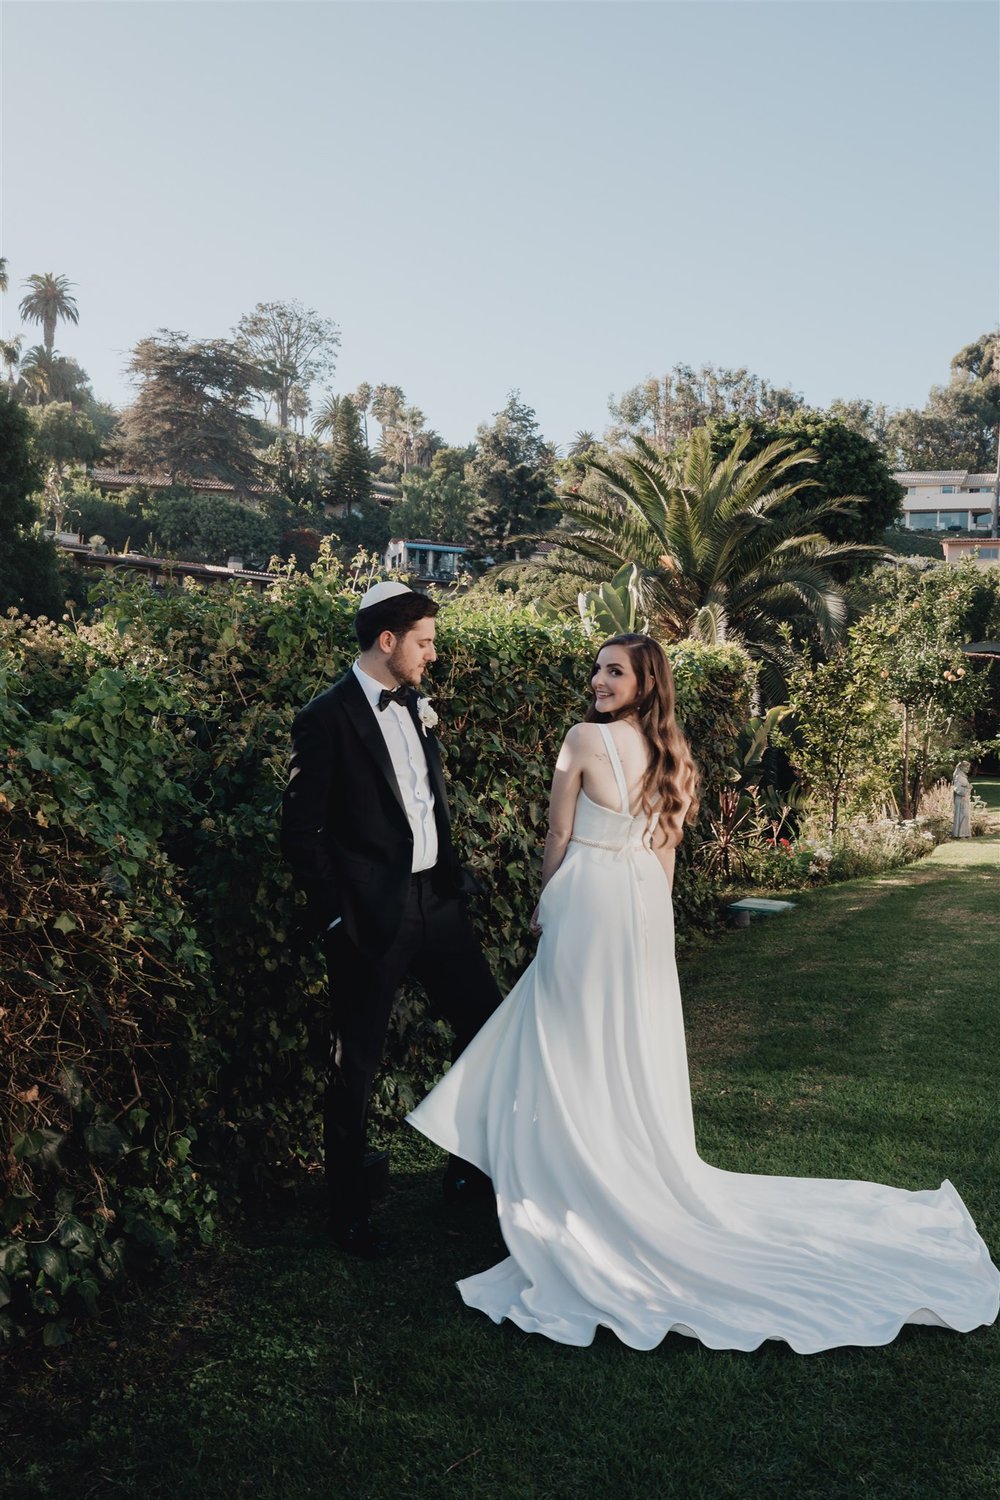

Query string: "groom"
[[281, 581, 501, 1257]]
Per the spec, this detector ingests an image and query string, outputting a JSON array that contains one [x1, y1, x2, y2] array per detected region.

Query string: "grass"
[[3, 837, 998, 1500], [973, 777, 1000, 812]]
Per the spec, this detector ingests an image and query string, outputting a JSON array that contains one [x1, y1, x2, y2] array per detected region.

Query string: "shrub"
[[0, 647, 219, 1349], [741, 813, 950, 892], [0, 558, 754, 1345], [64, 481, 153, 553], [146, 490, 281, 566]]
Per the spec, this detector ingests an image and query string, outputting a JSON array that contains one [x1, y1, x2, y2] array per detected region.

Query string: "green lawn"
[[973, 777, 1000, 812], [3, 837, 998, 1500]]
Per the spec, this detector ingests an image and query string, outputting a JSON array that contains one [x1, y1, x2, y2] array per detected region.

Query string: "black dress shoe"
[[330, 1215, 392, 1259]]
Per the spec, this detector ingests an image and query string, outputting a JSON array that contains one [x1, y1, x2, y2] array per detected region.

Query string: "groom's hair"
[[355, 592, 439, 650]]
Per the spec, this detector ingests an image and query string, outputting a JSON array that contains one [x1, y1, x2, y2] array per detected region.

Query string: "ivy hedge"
[[0, 557, 755, 1347]]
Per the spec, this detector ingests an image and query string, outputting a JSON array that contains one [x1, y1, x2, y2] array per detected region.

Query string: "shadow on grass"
[[2, 845, 998, 1500]]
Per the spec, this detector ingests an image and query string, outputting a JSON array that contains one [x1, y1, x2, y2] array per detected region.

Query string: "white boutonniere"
[[416, 696, 439, 736]]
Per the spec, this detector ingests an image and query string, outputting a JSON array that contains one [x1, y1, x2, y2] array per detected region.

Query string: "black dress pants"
[[322, 870, 501, 1223]]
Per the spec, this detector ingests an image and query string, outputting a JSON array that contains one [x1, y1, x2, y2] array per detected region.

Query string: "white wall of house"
[[894, 471, 999, 531]]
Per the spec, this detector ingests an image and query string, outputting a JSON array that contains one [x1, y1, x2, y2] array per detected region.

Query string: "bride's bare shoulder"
[[558, 722, 604, 763], [564, 721, 605, 746]]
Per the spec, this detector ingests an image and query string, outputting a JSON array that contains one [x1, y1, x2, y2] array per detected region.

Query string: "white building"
[[894, 471, 999, 531], [384, 538, 467, 581]]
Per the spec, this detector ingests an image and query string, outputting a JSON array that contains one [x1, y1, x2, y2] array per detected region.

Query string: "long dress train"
[[407, 726, 999, 1352]]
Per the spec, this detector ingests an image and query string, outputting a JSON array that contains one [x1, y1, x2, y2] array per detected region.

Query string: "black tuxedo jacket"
[[281, 670, 473, 953]]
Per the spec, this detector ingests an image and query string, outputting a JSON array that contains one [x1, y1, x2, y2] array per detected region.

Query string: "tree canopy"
[[886, 331, 1000, 473], [120, 332, 270, 493], [465, 392, 556, 564], [534, 426, 887, 697], [709, 411, 904, 546], [18, 272, 79, 357], [607, 364, 804, 450], [0, 390, 61, 615], [234, 300, 340, 430]]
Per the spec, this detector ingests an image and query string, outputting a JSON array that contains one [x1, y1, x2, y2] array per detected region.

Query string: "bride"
[[407, 634, 999, 1352]]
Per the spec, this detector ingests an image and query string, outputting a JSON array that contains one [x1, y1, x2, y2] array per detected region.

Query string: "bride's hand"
[[530, 904, 542, 938]]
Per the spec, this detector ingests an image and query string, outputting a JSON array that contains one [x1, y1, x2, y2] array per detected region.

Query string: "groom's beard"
[[386, 644, 424, 690]]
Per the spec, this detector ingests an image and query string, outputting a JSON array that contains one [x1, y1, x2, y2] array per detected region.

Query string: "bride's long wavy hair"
[[584, 634, 700, 843]]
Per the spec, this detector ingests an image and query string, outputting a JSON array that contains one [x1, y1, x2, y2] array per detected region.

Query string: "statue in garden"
[[952, 760, 973, 838], [281, 581, 501, 1258], [409, 633, 999, 1352]]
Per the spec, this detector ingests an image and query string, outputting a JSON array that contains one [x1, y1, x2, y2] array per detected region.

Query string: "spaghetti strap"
[[598, 724, 630, 814]]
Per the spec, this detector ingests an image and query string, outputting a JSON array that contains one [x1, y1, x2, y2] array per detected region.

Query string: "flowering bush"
[[742, 814, 952, 891]]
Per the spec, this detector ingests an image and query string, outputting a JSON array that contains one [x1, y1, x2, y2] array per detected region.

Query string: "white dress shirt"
[[352, 661, 439, 873]]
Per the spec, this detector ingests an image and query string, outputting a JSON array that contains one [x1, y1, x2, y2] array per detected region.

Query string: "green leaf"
[[52, 911, 78, 934], [83, 1121, 127, 1162], [13, 1128, 64, 1167], [58, 1215, 97, 1255], [33, 1243, 69, 1282], [1, 1196, 36, 1231], [42, 1318, 72, 1347], [0, 1271, 11, 1308], [0, 1242, 29, 1277]]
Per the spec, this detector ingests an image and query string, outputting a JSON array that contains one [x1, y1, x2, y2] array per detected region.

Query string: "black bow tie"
[[377, 685, 411, 712]]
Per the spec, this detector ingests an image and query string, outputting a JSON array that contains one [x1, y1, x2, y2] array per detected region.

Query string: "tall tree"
[[312, 392, 345, 441], [465, 391, 556, 564], [0, 389, 61, 615], [120, 331, 269, 493], [265, 430, 337, 511], [287, 384, 311, 434], [350, 382, 373, 449], [378, 403, 438, 475], [1, 334, 22, 395], [234, 300, 340, 429], [393, 468, 477, 542], [17, 347, 93, 408], [886, 331, 1000, 473], [328, 395, 372, 515], [29, 402, 101, 479], [370, 383, 406, 431], [18, 272, 79, 356], [607, 363, 803, 450]]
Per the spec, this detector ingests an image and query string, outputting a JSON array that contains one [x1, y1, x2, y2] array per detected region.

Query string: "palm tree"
[[1, 334, 22, 395], [568, 430, 597, 459], [18, 345, 53, 404], [19, 272, 79, 356], [288, 383, 310, 434], [534, 426, 886, 692], [312, 392, 344, 440], [0, 257, 8, 293]]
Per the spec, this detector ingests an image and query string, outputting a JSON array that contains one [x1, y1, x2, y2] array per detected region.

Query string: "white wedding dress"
[[407, 726, 999, 1352]]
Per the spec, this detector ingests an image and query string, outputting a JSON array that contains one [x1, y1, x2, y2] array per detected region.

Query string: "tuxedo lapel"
[[339, 672, 409, 821]]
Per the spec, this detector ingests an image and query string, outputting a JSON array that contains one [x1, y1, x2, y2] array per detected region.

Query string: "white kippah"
[[357, 580, 413, 609]]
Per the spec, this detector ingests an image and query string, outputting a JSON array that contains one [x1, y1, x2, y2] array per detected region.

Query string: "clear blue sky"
[[2, 1, 997, 451]]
